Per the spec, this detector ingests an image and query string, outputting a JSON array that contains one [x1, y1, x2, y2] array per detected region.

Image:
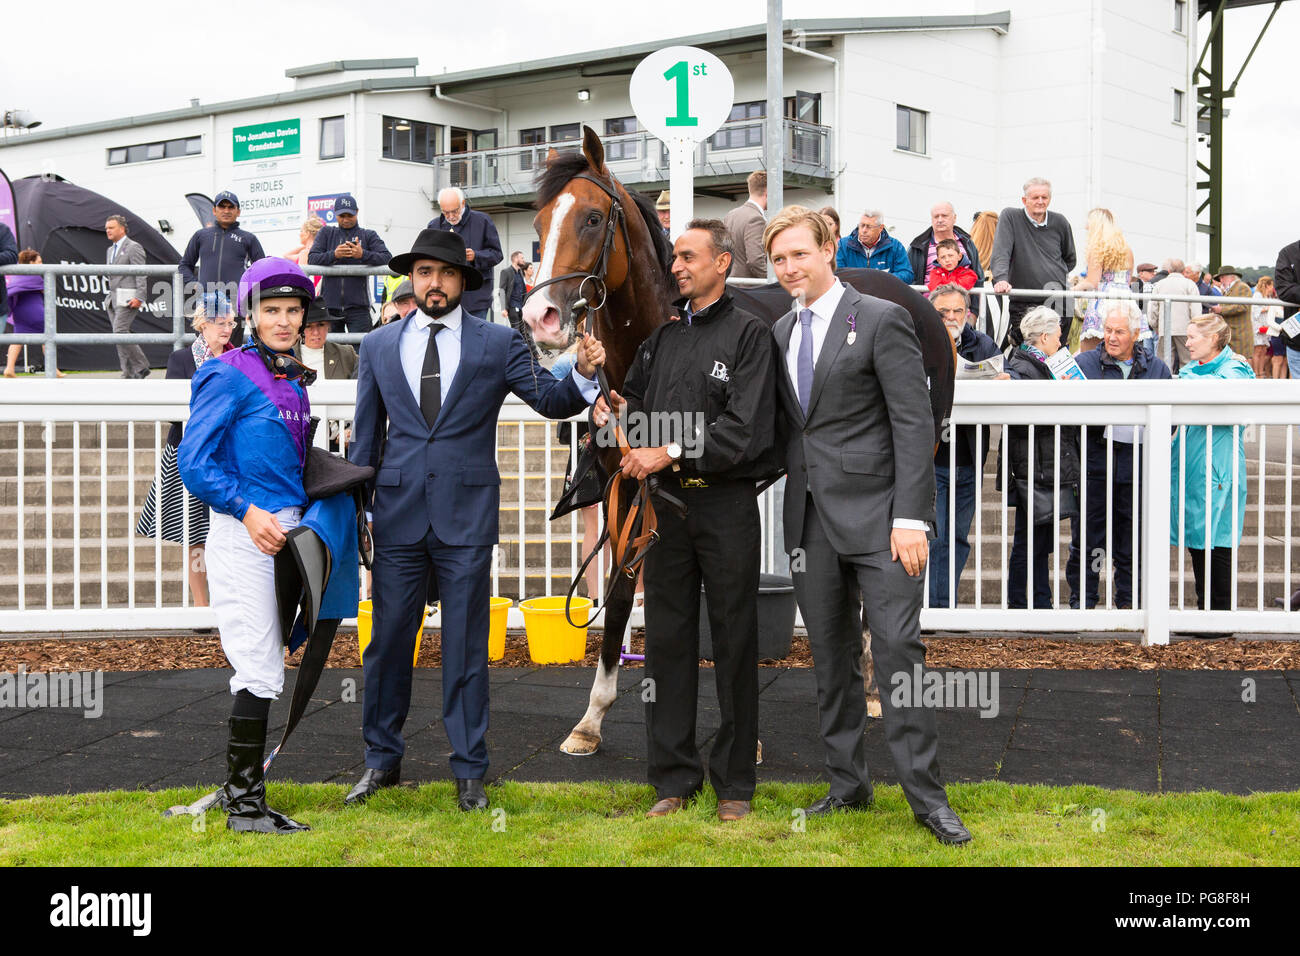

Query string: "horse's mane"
[[535, 152, 675, 297]]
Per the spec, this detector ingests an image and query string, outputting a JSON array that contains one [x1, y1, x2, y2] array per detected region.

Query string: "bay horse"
[[521, 126, 676, 755]]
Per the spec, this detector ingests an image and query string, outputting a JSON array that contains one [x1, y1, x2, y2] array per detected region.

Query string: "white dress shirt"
[[783, 280, 928, 533], [399, 306, 599, 408], [108, 238, 124, 263]]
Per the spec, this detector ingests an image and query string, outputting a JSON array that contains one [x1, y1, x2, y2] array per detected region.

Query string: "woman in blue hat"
[[178, 257, 318, 834]]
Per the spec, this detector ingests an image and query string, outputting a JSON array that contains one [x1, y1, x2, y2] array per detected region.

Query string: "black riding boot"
[[223, 715, 310, 834]]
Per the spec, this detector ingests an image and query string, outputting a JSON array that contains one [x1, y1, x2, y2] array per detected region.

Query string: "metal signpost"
[[629, 46, 735, 241]]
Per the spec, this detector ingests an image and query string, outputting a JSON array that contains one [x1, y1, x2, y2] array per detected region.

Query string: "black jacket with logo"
[[619, 293, 780, 482], [179, 222, 266, 292]]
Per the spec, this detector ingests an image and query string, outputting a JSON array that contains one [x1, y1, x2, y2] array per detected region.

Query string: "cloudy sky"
[[2, 0, 1293, 266]]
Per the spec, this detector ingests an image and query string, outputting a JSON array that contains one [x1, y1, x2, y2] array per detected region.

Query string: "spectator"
[[104, 214, 151, 379], [1130, 262, 1158, 294], [1065, 300, 1172, 609], [908, 201, 984, 287], [1170, 313, 1254, 626], [284, 217, 324, 293], [293, 298, 357, 380], [655, 191, 671, 235], [135, 291, 236, 608], [1188, 263, 1212, 297], [926, 239, 978, 291], [1252, 276, 1287, 379], [523, 262, 536, 292], [835, 209, 913, 283], [990, 178, 1077, 348], [1209, 266, 1252, 359], [178, 191, 266, 303], [928, 283, 1003, 608], [427, 187, 502, 318], [380, 279, 416, 326], [969, 210, 999, 275], [309, 194, 391, 334], [1075, 208, 1137, 352], [818, 206, 841, 245], [999, 306, 1081, 609], [1274, 237, 1300, 380], [5, 249, 65, 378], [722, 170, 768, 278], [498, 250, 528, 331], [1149, 258, 1202, 372]]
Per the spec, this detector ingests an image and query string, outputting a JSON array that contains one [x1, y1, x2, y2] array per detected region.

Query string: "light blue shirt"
[[400, 306, 599, 406]]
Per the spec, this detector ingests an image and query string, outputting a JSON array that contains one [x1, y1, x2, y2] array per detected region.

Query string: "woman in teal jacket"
[[1170, 314, 1255, 615]]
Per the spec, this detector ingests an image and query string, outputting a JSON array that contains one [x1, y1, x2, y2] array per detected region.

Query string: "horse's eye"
[[587, 213, 601, 227]]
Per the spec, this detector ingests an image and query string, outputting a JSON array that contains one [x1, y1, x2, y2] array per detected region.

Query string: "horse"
[[521, 125, 677, 755]]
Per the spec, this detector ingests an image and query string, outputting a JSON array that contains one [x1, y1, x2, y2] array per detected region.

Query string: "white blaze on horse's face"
[[523, 191, 577, 350]]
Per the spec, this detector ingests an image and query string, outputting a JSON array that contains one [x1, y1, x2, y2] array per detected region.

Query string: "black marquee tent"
[[12, 176, 180, 371]]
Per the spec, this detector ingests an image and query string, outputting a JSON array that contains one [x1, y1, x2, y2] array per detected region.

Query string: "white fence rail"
[[1, 379, 1297, 642]]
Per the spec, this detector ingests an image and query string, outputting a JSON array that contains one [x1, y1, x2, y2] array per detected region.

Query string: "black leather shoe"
[[803, 787, 874, 816], [456, 777, 489, 811], [345, 765, 401, 806], [916, 805, 971, 845]]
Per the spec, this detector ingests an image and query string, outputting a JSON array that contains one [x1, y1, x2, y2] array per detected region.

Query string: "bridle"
[[527, 169, 683, 628], [523, 171, 633, 331]]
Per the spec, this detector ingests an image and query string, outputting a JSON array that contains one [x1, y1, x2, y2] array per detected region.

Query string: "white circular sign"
[[630, 46, 734, 143]]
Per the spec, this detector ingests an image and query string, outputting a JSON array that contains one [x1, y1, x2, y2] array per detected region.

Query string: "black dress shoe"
[[345, 765, 401, 806], [456, 777, 489, 811], [916, 805, 971, 845], [803, 788, 874, 816]]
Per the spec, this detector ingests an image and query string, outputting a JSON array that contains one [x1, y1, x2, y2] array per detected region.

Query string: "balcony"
[[431, 118, 833, 213]]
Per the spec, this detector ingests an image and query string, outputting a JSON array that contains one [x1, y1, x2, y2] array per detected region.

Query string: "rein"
[[527, 170, 681, 628]]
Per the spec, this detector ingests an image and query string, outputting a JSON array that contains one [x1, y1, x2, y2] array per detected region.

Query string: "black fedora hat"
[[388, 229, 483, 290]]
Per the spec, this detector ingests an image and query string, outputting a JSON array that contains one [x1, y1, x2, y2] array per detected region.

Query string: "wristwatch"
[[666, 441, 682, 472]]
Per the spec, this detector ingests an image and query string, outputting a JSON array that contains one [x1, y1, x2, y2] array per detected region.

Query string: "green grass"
[[2, 781, 1296, 866]]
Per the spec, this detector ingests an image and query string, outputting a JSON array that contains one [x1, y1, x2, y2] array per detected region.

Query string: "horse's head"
[[524, 127, 632, 350]]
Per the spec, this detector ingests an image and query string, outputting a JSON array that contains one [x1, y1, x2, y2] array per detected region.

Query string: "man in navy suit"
[[345, 230, 604, 811]]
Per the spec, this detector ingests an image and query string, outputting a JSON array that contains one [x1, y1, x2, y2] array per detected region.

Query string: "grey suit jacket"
[[106, 236, 148, 306], [723, 201, 767, 279], [293, 340, 358, 380], [773, 283, 936, 556]]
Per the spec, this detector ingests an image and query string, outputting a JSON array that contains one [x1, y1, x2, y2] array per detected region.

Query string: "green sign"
[[232, 119, 301, 162]]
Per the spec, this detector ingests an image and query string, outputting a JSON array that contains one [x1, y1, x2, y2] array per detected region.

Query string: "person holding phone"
[[308, 195, 391, 334]]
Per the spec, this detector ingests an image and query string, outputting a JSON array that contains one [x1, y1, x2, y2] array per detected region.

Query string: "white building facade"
[[0, 5, 1196, 298]]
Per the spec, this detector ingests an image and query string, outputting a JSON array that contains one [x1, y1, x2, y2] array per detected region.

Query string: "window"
[[784, 92, 821, 125], [519, 127, 545, 172], [604, 116, 639, 161], [1173, 88, 1185, 124], [711, 101, 764, 150], [320, 116, 345, 160], [107, 135, 201, 166], [896, 105, 927, 154], [551, 123, 580, 142], [382, 116, 443, 164], [1174, 0, 1187, 34]]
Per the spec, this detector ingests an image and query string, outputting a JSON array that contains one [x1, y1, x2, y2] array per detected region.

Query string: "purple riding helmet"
[[237, 257, 315, 316]]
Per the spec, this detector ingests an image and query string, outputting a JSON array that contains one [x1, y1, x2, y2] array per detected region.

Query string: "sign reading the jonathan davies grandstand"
[[232, 119, 301, 162]]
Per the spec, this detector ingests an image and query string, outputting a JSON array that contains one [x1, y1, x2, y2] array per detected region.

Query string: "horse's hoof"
[[560, 729, 601, 756], [866, 698, 882, 720]]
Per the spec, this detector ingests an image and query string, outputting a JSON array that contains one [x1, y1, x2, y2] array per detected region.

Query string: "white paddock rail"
[[1, 378, 1298, 643]]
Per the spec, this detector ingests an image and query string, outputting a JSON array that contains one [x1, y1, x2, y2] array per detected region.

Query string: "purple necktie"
[[797, 308, 814, 415]]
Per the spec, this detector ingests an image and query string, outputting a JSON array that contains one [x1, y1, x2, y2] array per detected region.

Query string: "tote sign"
[[630, 46, 734, 143]]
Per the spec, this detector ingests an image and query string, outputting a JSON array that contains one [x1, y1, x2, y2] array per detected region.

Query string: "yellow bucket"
[[356, 599, 424, 667], [488, 597, 513, 661], [519, 596, 592, 664]]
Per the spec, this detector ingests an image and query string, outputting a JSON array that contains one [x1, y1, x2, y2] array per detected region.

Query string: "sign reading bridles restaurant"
[[629, 46, 735, 241]]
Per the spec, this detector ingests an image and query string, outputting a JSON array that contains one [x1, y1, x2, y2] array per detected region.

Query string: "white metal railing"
[[1, 380, 1298, 642]]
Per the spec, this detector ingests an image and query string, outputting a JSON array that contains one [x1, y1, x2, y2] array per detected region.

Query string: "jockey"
[[178, 257, 317, 834]]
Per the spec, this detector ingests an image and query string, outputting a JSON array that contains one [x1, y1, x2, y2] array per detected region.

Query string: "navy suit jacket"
[[349, 313, 588, 547]]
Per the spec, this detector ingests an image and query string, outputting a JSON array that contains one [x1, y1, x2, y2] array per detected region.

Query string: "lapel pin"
[[846, 313, 857, 346]]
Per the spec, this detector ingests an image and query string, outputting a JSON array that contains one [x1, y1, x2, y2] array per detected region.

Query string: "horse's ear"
[[546, 146, 559, 166], [582, 125, 607, 177]]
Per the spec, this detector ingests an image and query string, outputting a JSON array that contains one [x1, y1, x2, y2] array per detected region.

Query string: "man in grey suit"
[[104, 215, 150, 379], [764, 206, 970, 845], [722, 170, 768, 279]]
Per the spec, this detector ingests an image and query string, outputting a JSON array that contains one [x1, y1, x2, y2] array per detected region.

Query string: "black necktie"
[[420, 322, 446, 429]]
